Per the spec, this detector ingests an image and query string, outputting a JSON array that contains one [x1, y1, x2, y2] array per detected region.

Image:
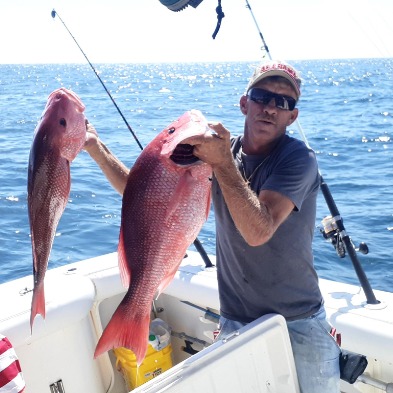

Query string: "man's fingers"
[[182, 122, 229, 147], [208, 122, 229, 139], [86, 122, 98, 135]]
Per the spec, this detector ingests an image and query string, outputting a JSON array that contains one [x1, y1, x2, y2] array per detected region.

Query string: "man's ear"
[[240, 95, 248, 115]]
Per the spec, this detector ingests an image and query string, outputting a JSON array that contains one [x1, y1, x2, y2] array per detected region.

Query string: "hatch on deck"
[[133, 313, 300, 393]]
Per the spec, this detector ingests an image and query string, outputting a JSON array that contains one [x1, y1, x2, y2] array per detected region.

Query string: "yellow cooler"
[[114, 319, 173, 391]]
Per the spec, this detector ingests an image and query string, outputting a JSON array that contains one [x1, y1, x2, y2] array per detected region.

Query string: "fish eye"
[[59, 118, 67, 127], [168, 127, 176, 134]]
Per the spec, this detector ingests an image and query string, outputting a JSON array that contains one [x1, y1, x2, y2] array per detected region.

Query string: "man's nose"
[[264, 97, 277, 110]]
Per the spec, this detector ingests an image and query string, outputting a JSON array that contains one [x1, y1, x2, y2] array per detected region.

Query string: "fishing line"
[[244, 1, 310, 147], [347, 9, 391, 58], [51, 9, 144, 151], [51, 9, 214, 268], [243, 2, 313, 151], [244, 0, 379, 304]]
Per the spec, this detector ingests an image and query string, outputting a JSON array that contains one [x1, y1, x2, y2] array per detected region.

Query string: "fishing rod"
[[51, 9, 214, 269], [244, 1, 379, 305], [244, 0, 270, 58], [51, 9, 143, 151]]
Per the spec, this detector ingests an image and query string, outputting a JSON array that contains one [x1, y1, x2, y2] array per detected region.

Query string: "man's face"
[[240, 78, 299, 153]]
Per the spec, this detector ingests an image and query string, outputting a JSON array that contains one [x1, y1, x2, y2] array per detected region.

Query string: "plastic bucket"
[[114, 319, 173, 390]]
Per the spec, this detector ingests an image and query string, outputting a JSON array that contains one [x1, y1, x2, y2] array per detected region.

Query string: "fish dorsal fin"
[[204, 184, 212, 221], [117, 226, 131, 288]]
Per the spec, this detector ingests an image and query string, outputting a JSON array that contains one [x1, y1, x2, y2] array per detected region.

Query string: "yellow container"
[[114, 319, 173, 391], [114, 343, 173, 390]]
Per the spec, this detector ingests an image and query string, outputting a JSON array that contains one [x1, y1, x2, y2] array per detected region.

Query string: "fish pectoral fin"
[[164, 171, 195, 224], [118, 226, 131, 287]]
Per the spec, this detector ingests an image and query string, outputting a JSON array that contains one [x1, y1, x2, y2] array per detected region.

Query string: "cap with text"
[[246, 60, 301, 99]]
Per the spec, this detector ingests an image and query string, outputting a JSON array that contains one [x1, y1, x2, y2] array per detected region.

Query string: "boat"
[[2, 2, 393, 393], [1, 246, 393, 393]]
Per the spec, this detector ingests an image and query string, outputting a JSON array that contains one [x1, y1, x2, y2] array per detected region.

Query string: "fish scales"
[[28, 88, 87, 329], [94, 110, 212, 365]]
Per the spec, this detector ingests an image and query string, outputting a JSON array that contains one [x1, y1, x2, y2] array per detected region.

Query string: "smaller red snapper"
[[94, 110, 212, 365], [28, 88, 89, 330]]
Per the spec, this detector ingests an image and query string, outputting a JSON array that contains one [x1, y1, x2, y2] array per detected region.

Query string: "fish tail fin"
[[94, 304, 150, 366], [30, 283, 46, 331]]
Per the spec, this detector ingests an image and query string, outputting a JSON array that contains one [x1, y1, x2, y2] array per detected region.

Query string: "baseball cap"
[[246, 60, 301, 99]]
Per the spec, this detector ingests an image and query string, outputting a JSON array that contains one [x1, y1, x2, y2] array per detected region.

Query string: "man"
[[185, 59, 341, 393], [84, 59, 341, 392]]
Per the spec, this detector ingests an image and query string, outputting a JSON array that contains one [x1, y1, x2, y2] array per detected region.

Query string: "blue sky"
[[1, 0, 392, 64]]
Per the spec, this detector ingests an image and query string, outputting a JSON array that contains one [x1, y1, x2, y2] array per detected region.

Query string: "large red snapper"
[[28, 88, 88, 329], [94, 110, 212, 364]]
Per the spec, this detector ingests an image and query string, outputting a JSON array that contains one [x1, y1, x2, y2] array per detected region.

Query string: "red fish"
[[28, 88, 88, 329], [94, 110, 212, 364]]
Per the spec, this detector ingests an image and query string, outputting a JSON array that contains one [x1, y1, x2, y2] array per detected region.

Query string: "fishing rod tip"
[[51, 9, 56, 19]]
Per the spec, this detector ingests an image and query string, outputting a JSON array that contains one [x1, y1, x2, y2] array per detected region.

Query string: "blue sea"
[[0, 59, 392, 293]]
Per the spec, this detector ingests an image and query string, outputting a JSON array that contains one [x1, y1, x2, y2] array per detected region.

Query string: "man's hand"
[[184, 122, 233, 169], [82, 120, 129, 195], [84, 121, 99, 153]]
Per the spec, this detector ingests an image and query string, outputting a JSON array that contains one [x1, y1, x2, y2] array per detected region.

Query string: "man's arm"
[[186, 122, 294, 247], [84, 123, 130, 195], [213, 157, 294, 246]]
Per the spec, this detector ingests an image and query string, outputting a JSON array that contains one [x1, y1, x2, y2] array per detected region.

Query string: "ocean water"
[[0, 59, 392, 293]]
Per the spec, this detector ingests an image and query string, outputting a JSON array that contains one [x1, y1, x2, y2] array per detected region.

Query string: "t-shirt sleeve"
[[260, 146, 320, 211]]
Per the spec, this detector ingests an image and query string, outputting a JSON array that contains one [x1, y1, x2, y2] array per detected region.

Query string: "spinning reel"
[[320, 215, 369, 258]]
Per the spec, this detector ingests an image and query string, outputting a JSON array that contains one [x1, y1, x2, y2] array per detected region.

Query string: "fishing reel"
[[320, 215, 369, 258], [158, 0, 204, 11], [320, 216, 345, 258]]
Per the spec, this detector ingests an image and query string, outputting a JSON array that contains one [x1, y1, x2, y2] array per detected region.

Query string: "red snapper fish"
[[94, 110, 212, 364], [28, 88, 88, 329]]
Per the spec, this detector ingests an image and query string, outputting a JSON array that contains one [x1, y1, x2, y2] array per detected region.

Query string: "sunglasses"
[[248, 88, 297, 111]]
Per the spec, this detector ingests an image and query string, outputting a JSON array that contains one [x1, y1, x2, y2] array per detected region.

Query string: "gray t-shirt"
[[213, 134, 322, 323]]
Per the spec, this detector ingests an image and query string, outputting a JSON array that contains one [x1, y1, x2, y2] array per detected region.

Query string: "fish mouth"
[[48, 88, 85, 113], [170, 144, 200, 165]]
